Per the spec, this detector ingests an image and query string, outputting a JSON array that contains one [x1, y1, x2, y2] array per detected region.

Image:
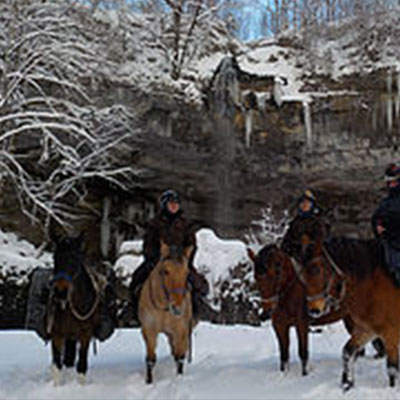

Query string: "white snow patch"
[[0, 322, 396, 399]]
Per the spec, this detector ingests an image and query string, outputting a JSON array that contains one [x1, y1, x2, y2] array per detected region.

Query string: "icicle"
[[273, 77, 284, 107], [303, 101, 312, 149], [386, 69, 393, 132], [387, 69, 393, 94], [245, 110, 252, 148], [372, 104, 377, 131], [396, 70, 400, 120], [387, 96, 393, 132], [100, 197, 112, 259]]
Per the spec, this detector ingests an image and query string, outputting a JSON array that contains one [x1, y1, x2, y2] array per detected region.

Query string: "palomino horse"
[[302, 236, 400, 390], [49, 234, 102, 385], [138, 242, 195, 384], [248, 244, 353, 376]]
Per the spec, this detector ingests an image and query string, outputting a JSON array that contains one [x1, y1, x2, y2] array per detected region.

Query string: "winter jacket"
[[141, 209, 208, 295], [143, 209, 197, 266], [371, 186, 400, 249]]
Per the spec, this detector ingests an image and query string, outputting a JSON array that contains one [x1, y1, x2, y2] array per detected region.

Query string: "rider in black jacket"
[[372, 163, 400, 286]]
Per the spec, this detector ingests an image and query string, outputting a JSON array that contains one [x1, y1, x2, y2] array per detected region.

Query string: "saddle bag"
[[93, 268, 118, 342], [25, 267, 52, 341]]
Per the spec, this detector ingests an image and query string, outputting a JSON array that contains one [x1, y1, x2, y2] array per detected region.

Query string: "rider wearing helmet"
[[281, 189, 328, 263], [129, 189, 209, 323], [371, 163, 400, 286]]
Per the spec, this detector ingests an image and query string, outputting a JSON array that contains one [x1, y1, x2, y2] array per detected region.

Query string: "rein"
[[67, 265, 101, 322], [306, 245, 346, 310], [259, 255, 298, 308], [52, 264, 101, 322]]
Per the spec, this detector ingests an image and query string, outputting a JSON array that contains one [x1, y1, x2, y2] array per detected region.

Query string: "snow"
[[0, 229, 52, 283], [0, 321, 397, 399], [193, 229, 250, 302]]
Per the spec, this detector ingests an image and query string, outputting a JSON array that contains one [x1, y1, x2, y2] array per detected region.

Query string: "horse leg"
[[381, 332, 399, 387], [295, 322, 309, 376], [272, 318, 290, 373], [63, 338, 77, 368], [51, 337, 64, 385], [372, 338, 386, 359], [173, 329, 189, 375], [76, 336, 91, 385], [341, 332, 371, 392], [142, 328, 157, 384]]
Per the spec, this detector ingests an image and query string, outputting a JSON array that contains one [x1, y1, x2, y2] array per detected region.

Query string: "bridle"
[[258, 253, 298, 310], [50, 263, 100, 322], [150, 256, 188, 315], [305, 245, 346, 312]]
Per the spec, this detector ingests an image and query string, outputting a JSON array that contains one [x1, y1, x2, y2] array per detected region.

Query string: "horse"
[[302, 235, 400, 390], [48, 234, 102, 385], [248, 244, 357, 376], [138, 242, 195, 384]]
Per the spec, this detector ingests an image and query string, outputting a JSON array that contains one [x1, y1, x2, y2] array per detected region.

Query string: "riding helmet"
[[159, 189, 180, 210], [384, 163, 400, 182]]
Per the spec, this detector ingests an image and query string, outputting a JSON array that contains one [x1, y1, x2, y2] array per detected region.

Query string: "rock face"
[[1, 32, 400, 330]]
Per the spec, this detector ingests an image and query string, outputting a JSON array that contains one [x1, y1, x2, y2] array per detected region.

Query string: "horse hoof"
[[52, 365, 62, 386], [77, 373, 86, 385], [342, 380, 354, 392], [389, 376, 396, 387], [177, 361, 184, 375]]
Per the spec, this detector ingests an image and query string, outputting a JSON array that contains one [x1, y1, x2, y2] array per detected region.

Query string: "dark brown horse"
[[302, 236, 400, 390], [248, 244, 369, 376], [49, 234, 102, 385]]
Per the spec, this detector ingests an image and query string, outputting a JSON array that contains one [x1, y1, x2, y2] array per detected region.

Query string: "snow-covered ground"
[[0, 321, 397, 400]]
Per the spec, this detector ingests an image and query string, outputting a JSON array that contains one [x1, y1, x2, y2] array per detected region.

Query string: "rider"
[[371, 163, 400, 287], [281, 189, 328, 264], [129, 189, 209, 323]]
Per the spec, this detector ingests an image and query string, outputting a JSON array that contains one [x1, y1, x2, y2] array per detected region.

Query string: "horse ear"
[[183, 245, 194, 260], [247, 248, 256, 262], [160, 241, 169, 258]]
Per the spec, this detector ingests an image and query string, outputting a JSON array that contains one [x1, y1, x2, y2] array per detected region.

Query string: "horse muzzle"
[[307, 298, 328, 319], [168, 304, 183, 316]]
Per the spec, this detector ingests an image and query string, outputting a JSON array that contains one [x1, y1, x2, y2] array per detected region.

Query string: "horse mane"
[[254, 244, 279, 275], [324, 236, 381, 279]]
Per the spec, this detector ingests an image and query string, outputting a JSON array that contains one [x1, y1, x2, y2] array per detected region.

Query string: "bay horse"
[[302, 235, 400, 390], [248, 244, 353, 376], [49, 234, 102, 385], [138, 242, 195, 384]]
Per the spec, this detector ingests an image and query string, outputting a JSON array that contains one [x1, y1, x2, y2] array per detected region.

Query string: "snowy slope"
[[0, 322, 396, 400]]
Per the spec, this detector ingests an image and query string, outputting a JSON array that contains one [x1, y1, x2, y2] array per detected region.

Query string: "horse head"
[[158, 242, 193, 316], [250, 244, 294, 316], [301, 236, 346, 319], [52, 233, 85, 304]]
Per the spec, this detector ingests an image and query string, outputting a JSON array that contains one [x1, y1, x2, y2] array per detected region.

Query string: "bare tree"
[[0, 0, 141, 232]]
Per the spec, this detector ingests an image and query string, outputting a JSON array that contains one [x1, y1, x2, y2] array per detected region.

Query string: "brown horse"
[[49, 234, 102, 385], [138, 242, 195, 384], [302, 236, 400, 390], [248, 244, 370, 376]]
